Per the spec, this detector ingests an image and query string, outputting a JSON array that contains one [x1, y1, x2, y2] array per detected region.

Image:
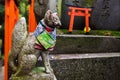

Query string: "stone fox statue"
[[9, 10, 61, 76]]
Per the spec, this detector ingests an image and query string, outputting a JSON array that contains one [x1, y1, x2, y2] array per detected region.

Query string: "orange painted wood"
[[4, 0, 19, 80], [28, 0, 37, 33], [85, 10, 89, 32], [69, 8, 75, 32], [68, 7, 91, 33], [4, 1, 9, 80]]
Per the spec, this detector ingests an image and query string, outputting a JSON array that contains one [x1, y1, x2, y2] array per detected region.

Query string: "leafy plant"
[[0, 4, 4, 25], [85, 0, 96, 7], [18, 0, 30, 22]]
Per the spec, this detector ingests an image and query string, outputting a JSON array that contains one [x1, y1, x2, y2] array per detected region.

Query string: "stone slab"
[[51, 57, 120, 80], [52, 35, 120, 54], [90, 0, 120, 30]]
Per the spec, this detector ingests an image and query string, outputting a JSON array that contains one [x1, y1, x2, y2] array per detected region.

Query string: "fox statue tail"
[[8, 17, 28, 72]]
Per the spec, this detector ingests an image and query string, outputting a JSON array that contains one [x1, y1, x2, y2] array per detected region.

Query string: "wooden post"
[[85, 10, 89, 33], [4, 0, 19, 80], [28, 0, 37, 33], [68, 7, 75, 33], [4, 1, 9, 80]]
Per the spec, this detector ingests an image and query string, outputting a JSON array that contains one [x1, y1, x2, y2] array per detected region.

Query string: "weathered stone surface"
[[51, 35, 120, 54], [51, 57, 120, 80], [34, 0, 58, 23], [10, 67, 56, 80], [10, 72, 54, 80], [8, 17, 28, 72], [11, 17, 27, 54], [34, 0, 49, 23], [90, 0, 120, 30]]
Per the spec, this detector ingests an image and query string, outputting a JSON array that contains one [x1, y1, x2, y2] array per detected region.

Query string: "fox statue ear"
[[44, 10, 52, 21]]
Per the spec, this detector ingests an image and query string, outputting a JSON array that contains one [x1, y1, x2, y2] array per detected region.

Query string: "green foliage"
[[85, 0, 96, 7], [19, 2, 26, 16], [0, 4, 4, 25], [18, 0, 30, 22], [61, 29, 120, 36], [57, 0, 62, 18], [0, 53, 4, 60], [0, 25, 4, 39], [18, 0, 28, 3], [32, 67, 45, 73], [0, 4, 4, 13]]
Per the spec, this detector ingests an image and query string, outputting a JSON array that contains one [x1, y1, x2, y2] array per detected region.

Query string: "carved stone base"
[[10, 67, 56, 80], [10, 73, 54, 80]]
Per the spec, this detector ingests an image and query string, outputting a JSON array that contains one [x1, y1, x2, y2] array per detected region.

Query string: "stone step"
[[52, 34, 120, 54], [36, 53, 120, 80], [50, 56, 120, 80], [49, 53, 120, 60]]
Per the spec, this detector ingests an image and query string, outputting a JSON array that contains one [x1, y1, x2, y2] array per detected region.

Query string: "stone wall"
[[90, 0, 120, 30]]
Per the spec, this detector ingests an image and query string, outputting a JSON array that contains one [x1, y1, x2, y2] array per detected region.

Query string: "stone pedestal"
[[10, 73, 54, 80], [10, 67, 56, 80]]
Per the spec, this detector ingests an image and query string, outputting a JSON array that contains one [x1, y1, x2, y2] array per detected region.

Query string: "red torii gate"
[[68, 6, 91, 33], [4, 0, 36, 80]]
